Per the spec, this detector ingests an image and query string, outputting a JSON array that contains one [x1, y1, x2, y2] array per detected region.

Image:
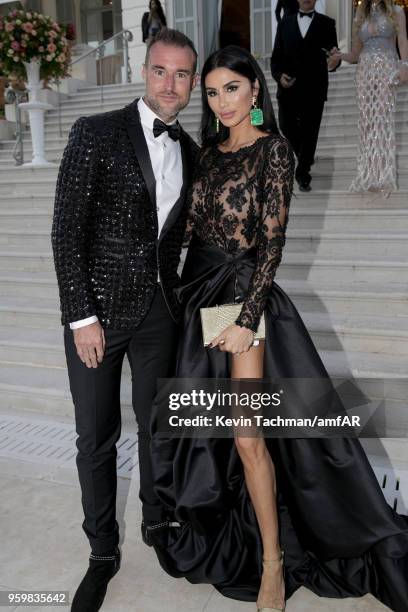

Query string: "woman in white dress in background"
[[333, 0, 408, 196]]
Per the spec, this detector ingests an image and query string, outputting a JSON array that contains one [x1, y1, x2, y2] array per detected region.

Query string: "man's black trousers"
[[277, 90, 326, 183], [64, 284, 178, 555]]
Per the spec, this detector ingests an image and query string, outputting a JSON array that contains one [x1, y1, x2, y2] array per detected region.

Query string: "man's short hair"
[[145, 27, 198, 73]]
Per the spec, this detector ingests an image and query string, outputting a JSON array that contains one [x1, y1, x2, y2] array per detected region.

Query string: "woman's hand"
[[397, 64, 408, 86], [209, 324, 254, 355], [330, 50, 343, 65]]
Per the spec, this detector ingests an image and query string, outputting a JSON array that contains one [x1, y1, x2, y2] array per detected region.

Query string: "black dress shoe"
[[141, 519, 153, 547], [71, 547, 121, 612], [298, 180, 312, 192]]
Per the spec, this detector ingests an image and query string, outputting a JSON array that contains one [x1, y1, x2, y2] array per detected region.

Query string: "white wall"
[[41, 0, 57, 20]]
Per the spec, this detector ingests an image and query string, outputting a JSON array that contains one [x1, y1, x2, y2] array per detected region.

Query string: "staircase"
[[0, 66, 407, 462]]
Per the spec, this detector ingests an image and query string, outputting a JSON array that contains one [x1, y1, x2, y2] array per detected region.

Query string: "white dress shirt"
[[70, 97, 183, 330], [297, 10, 315, 38]]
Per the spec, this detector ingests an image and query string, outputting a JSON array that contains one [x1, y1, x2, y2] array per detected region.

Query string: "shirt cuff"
[[69, 315, 98, 330]]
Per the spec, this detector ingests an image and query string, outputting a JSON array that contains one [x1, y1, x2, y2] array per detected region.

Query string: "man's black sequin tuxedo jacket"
[[51, 98, 199, 329]]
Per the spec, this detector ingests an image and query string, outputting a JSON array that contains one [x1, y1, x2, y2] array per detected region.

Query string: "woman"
[[141, 0, 167, 43], [332, 0, 408, 196], [149, 47, 408, 611]]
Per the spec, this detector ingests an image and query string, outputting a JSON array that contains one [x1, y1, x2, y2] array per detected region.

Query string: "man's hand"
[[73, 321, 106, 368], [280, 73, 296, 88], [328, 47, 341, 71]]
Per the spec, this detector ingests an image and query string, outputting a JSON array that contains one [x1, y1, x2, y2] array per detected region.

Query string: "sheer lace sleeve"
[[235, 137, 295, 332], [182, 206, 194, 248]]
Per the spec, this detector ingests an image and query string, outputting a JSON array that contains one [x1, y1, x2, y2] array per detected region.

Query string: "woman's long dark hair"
[[200, 46, 278, 147], [149, 0, 167, 26]]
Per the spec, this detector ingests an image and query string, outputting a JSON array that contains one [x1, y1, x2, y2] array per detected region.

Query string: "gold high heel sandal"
[[257, 550, 285, 612]]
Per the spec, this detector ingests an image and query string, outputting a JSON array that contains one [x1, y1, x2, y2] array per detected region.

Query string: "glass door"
[[173, 0, 199, 54], [81, 0, 122, 55], [250, 0, 273, 70]]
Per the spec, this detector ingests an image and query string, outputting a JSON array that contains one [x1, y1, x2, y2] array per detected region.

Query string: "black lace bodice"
[[186, 134, 295, 332]]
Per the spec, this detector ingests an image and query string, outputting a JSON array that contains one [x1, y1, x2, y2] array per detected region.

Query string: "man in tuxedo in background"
[[52, 28, 198, 611], [275, 0, 299, 24], [271, 0, 340, 191]]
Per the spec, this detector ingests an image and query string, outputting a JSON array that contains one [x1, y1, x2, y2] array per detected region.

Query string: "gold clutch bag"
[[200, 303, 266, 347]]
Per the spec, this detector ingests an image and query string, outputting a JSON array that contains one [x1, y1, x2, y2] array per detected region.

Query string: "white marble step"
[[1, 271, 405, 318], [289, 190, 408, 208], [307, 170, 408, 190], [278, 254, 408, 283], [0, 190, 405, 211], [2, 159, 408, 193], [8, 143, 408, 165], [38, 104, 408, 131], [0, 299, 406, 356], [0, 326, 406, 383], [0, 271, 59, 299], [0, 268, 406, 313], [1, 228, 407, 258], [315, 155, 408, 174], [0, 247, 406, 282], [2, 206, 407, 232], [278, 279, 408, 317], [285, 231, 408, 257], [0, 349, 406, 422]]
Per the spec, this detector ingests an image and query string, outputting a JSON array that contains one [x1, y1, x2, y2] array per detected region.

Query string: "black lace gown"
[[149, 135, 408, 611]]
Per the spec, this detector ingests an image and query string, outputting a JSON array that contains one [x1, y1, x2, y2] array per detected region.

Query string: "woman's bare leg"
[[232, 344, 285, 609]]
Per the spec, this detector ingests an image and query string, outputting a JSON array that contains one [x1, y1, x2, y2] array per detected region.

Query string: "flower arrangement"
[[0, 9, 71, 82]]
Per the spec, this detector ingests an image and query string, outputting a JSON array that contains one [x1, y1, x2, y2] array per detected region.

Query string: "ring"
[[219, 339, 226, 345]]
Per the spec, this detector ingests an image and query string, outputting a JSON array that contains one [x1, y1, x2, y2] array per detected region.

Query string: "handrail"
[[70, 29, 134, 101], [70, 29, 133, 68], [5, 85, 28, 166]]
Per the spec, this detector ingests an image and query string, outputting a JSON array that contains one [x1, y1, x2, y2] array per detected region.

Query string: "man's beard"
[[144, 93, 184, 122]]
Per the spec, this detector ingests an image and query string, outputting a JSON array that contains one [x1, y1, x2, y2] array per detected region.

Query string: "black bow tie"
[[299, 10, 315, 18], [153, 118, 181, 141]]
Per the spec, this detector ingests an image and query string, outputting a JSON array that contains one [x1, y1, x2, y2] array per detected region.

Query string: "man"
[[275, 0, 299, 24], [52, 28, 199, 612], [271, 0, 340, 191]]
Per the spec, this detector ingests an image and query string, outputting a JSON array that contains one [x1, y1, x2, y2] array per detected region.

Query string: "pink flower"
[[5, 22, 14, 32], [47, 42, 57, 53], [22, 22, 33, 33], [11, 40, 20, 51], [46, 54, 53, 62], [49, 30, 57, 39]]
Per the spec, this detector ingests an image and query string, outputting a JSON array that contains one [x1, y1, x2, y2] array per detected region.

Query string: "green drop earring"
[[250, 97, 264, 127], [215, 114, 220, 133]]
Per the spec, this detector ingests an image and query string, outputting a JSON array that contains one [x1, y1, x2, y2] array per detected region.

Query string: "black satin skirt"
[[149, 236, 408, 611]]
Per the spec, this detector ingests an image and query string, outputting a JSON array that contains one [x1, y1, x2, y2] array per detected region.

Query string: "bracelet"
[[399, 60, 408, 67]]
